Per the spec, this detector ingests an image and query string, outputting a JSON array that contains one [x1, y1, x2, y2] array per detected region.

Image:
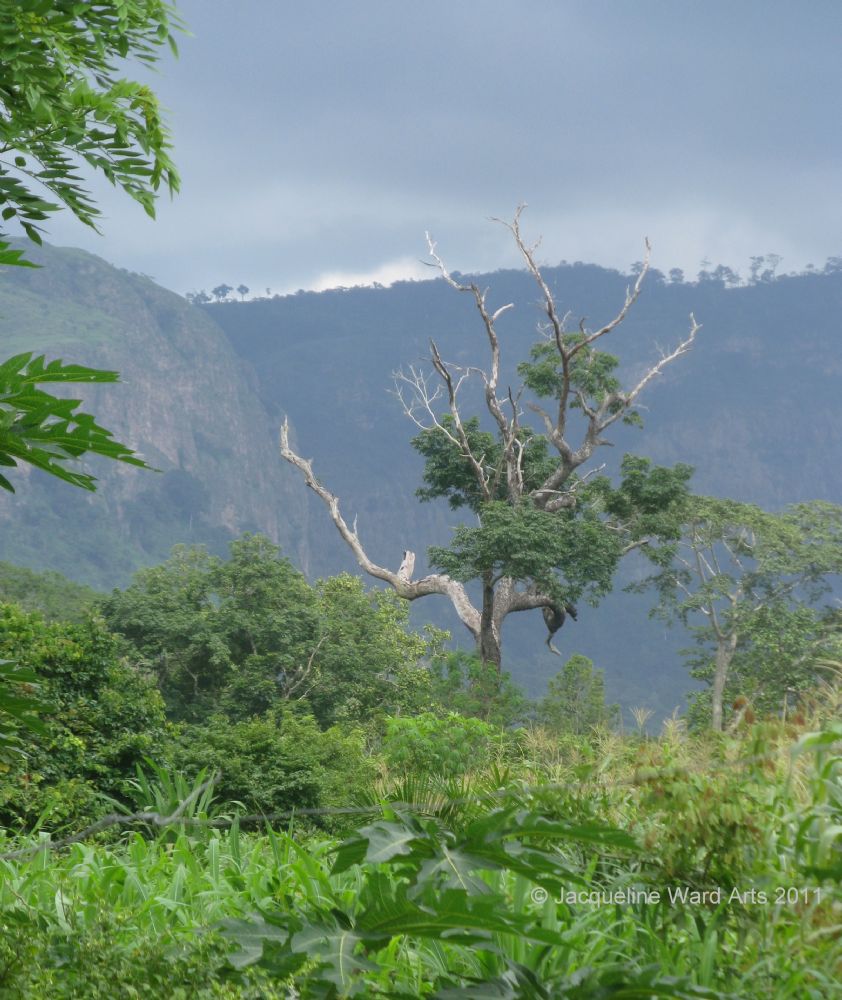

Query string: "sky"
[[43, 0, 842, 297]]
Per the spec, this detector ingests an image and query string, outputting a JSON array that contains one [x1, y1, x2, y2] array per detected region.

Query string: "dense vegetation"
[[0, 8, 838, 995], [0, 542, 839, 996]]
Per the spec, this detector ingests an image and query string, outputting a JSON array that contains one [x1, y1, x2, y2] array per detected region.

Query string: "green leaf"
[[0, 353, 152, 491]]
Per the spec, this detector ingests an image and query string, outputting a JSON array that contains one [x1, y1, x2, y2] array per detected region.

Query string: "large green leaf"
[[0, 657, 50, 758], [291, 925, 378, 993], [0, 352, 151, 491]]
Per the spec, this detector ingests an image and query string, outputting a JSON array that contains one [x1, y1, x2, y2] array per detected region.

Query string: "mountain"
[[0, 243, 307, 589], [3, 244, 841, 718], [204, 262, 842, 714]]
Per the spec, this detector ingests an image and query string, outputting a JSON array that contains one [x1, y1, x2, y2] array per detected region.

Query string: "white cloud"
[[300, 256, 435, 294]]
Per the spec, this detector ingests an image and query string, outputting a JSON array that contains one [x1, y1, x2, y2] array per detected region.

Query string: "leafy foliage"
[[429, 650, 530, 726], [0, 604, 166, 830], [0, 352, 150, 492], [518, 333, 641, 427], [413, 415, 557, 513], [0, 0, 181, 492], [537, 653, 620, 735], [636, 496, 842, 727], [0, 658, 48, 762], [427, 457, 692, 607], [100, 535, 437, 725], [0, 0, 180, 264], [167, 708, 377, 831], [0, 701, 839, 996], [382, 712, 499, 779]]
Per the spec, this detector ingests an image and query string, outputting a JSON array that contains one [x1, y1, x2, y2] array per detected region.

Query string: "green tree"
[[281, 208, 696, 673], [429, 649, 529, 726], [636, 497, 842, 730], [683, 600, 841, 729], [0, 603, 167, 829], [101, 535, 438, 726], [537, 653, 619, 735], [98, 544, 226, 720], [308, 574, 434, 725], [167, 707, 377, 829]]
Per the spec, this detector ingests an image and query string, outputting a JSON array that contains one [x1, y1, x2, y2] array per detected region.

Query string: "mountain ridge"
[[2, 243, 841, 717]]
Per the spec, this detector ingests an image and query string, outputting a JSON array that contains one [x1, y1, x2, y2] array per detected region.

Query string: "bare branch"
[[569, 239, 652, 357], [429, 340, 492, 500], [279, 419, 481, 637], [620, 314, 700, 414], [425, 231, 471, 292], [285, 635, 326, 698], [527, 400, 556, 438], [494, 205, 575, 443], [426, 230, 525, 500], [392, 365, 448, 432], [536, 462, 607, 512], [580, 313, 701, 447], [621, 536, 652, 556], [0, 772, 221, 862], [398, 549, 415, 582]]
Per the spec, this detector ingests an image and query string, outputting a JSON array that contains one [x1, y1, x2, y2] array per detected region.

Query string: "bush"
[[538, 653, 620, 735], [0, 605, 167, 832], [166, 706, 377, 830], [429, 650, 530, 726], [0, 912, 287, 999], [382, 711, 499, 778]]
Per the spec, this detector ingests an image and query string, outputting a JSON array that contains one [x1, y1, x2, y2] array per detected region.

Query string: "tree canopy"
[[636, 497, 842, 729], [100, 534, 439, 726], [281, 208, 697, 673]]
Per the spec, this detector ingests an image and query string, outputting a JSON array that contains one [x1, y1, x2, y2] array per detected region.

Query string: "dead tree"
[[280, 207, 699, 672]]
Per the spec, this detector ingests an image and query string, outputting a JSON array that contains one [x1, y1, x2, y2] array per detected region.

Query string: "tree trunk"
[[711, 632, 738, 732], [478, 623, 502, 671], [478, 574, 502, 672]]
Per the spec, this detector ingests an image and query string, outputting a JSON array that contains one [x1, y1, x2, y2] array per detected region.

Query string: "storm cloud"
[[45, 0, 842, 295]]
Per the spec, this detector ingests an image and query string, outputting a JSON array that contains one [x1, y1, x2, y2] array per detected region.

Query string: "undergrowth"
[[0, 712, 839, 998]]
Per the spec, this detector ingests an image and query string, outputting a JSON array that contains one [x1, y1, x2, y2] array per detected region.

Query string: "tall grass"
[[0, 711, 839, 997]]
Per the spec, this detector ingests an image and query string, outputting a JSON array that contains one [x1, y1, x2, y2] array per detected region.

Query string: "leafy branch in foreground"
[[0, 0, 181, 491], [222, 805, 726, 998], [0, 0, 181, 266], [0, 352, 150, 492]]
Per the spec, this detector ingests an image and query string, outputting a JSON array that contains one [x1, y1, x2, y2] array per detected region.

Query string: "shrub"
[[166, 706, 377, 831], [0, 605, 167, 831], [382, 711, 498, 778]]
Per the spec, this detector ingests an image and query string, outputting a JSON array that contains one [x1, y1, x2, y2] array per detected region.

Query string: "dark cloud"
[[46, 0, 842, 293]]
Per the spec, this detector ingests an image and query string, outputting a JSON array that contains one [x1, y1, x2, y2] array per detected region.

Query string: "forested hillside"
[[0, 243, 307, 587], [205, 261, 842, 711], [2, 245, 841, 715]]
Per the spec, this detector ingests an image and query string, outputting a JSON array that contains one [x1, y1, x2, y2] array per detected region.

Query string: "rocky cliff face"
[[0, 244, 307, 587]]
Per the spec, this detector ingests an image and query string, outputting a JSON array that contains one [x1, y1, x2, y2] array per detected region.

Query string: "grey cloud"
[[42, 0, 842, 292]]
